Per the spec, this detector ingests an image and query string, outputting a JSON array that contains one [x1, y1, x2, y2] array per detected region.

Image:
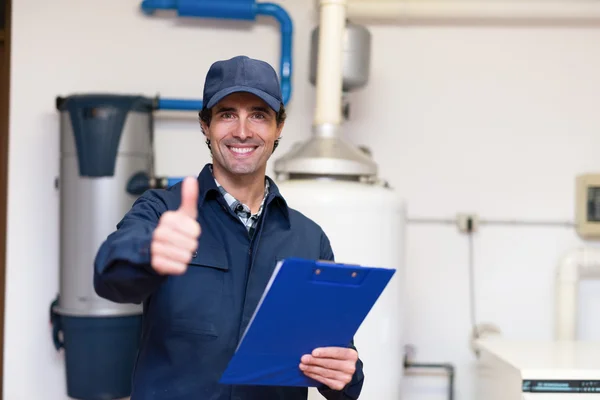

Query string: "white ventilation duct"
[[274, 0, 377, 180], [555, 247, 600, 341], [346, 0, 600, 21], [313, 0, 346, 127]]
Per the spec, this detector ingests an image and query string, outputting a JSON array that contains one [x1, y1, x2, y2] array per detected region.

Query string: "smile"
[[227, 146, 257, 156]]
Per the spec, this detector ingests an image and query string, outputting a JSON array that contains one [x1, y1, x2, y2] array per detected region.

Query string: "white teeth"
[[231, 147, 254, 154]]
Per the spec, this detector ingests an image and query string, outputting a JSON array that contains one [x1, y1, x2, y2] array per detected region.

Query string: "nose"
[[232, 116, 254, 140]]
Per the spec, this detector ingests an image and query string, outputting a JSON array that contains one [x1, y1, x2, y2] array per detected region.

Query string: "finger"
[[299, 362, 351, 381], [151, 255, 187, 275], [301, 371, 348, 392], [179, 177, 199, 219], [312, 347, 358, 362], [153, 225, 198, 253], [162, 212, 201, 239], [151, 241, 195, 265], [301, 355, 356, 375]]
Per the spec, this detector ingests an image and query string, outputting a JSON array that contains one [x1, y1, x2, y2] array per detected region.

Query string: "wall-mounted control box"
[[576, 173, 600, 239]]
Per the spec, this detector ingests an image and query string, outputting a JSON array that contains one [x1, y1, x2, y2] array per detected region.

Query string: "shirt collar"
[[214, 170, 270, 217], [196, 163, 290, 223]]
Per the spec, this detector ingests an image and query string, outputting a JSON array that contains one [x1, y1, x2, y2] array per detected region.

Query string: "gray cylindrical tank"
[[52, 94, 154, 400], [56, 94, 152, 317], [309, 20, 371, 92]]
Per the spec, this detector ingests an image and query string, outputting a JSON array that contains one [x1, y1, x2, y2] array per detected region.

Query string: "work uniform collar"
[[196, 163, 290, 224]]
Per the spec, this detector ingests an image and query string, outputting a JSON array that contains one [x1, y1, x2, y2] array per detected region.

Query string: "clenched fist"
[[151, 177, 201, 275]]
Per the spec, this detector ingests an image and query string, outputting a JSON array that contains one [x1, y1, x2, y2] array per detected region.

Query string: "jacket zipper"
[[236, 197, 270, 343]]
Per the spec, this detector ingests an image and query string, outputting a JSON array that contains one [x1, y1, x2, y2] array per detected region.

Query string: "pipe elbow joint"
[[256, 3, 294, 33], [556, 247, 600, 283]]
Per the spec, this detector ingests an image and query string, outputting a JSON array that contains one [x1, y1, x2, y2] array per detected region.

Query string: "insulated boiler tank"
[[275, 177, 406, 400], [51, 94, 154, 400]]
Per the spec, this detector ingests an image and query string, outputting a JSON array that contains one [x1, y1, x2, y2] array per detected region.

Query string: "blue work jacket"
[[94, 163, 365, 400]]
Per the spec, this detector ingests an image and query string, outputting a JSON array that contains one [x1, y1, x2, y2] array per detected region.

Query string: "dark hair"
[[199, 103, 287, 152]]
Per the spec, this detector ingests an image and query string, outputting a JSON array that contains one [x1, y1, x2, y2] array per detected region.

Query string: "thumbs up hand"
[[151, 177, 201, 275]]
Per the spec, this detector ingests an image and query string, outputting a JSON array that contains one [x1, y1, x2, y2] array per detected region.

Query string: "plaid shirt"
[[214, 176, 269, 239]]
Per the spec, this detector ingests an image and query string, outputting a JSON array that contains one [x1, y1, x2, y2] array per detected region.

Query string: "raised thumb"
[[179, 177, 199, 218]]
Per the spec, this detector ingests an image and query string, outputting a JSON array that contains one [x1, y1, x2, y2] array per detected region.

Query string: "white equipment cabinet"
[[475, 337, 600, 399]]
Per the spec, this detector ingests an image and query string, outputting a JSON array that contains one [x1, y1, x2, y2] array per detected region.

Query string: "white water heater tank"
[[275, 178, 406, 399]]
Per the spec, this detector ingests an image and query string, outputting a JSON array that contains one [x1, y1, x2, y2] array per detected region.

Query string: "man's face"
[[202, 92, 283, 177]]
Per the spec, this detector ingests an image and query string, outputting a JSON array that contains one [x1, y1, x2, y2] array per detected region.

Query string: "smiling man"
[[93, 55, 365, 400]]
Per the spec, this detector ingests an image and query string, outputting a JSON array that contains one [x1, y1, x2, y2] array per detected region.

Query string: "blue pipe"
[[140, 0, 293, 111], [167, 177, 184, 187], [256, 3, 292, 106], [157, 99, 202, 111], [126, 172, 186, 195]]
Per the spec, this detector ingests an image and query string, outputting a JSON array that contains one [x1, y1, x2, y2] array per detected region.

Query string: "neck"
[[212, 164, 267, 214]]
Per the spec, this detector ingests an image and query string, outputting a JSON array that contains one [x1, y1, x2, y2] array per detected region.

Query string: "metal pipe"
[[404, 352, 455, 400], [555, 247, 600, 340], [314, 0, 347, 126], [346, 0, 600, 22], [139, 0, 294, 111]]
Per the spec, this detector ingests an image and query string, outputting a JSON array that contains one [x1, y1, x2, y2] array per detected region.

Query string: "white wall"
[[7, 0, 600, 399]]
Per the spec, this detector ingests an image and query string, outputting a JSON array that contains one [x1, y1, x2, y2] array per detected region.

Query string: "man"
[[94, 55, 364, 400]]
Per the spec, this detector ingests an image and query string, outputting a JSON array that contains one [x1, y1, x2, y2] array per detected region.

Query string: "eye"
[[253, 111, 269, 120]]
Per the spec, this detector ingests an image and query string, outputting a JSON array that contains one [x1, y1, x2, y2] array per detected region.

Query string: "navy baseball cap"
[[202, 55, 283, 112]]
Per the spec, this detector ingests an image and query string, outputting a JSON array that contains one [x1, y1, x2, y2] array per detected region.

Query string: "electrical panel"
[[575, 173, 600, 239]]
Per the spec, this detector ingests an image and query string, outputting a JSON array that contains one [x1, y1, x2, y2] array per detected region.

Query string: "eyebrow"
[[214, 106, 236, 114], [250, 106, 271, 114], [214, 106, 272, 114]]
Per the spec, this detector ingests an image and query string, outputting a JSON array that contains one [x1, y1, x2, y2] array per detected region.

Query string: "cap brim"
[[204, 85, 281, 112]]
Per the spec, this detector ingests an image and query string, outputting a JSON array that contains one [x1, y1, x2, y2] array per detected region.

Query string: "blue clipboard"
[[219, 257, 396, 387]]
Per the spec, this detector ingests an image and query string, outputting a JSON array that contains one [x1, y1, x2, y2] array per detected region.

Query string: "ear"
[[275, 119, 285, 136], [200, 120, 210, 139]]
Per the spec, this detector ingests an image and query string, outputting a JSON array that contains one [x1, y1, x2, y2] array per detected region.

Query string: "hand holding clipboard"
[[219, 257, 396, 387]]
